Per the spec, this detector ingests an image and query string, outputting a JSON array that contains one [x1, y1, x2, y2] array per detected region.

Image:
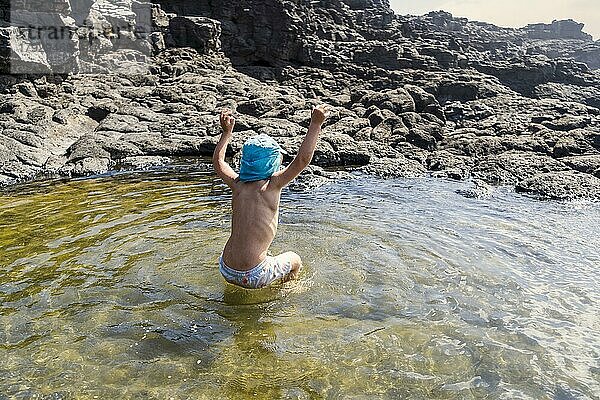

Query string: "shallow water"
[[0, 168, 599, 399]]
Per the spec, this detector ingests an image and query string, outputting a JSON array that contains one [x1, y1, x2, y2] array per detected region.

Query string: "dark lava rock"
[[561, 155, 600, 177], [359, 89, 416, 115], [471, 152, 569, 185], [0, 1, 600, 202], [516, 171, 600, 200], [427, 150, 472, 180], [287, 165, 354, 192], [360, 156, 427, 178], [118, 156, 173, 170], [168, 17, 222, 55], [524, 19, 592, 41], [542, 115, 591, 132]]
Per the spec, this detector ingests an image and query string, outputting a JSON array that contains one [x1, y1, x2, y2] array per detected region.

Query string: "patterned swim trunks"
[[219, 255, 293, 289]]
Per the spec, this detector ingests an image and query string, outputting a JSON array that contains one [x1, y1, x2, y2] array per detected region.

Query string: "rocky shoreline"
[[1, 0, 600, 200]]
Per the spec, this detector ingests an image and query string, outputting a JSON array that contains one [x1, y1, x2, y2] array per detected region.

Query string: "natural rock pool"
[[1, 169, 599, 399]]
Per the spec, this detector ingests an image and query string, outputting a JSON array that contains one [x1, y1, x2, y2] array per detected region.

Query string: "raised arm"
[[272, 104, 329, 188], [212, 109, 239, 188]]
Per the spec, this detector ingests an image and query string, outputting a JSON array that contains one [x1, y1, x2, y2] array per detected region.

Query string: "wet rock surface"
[[1, 0, 600, 201]]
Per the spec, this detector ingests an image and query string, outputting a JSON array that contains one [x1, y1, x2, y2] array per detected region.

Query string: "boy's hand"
[[220, 109, 236, 135], [310, 104, 330, 126]]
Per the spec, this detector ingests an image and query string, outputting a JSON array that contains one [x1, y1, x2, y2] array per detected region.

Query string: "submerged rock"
[[456, 179, 494, 199]]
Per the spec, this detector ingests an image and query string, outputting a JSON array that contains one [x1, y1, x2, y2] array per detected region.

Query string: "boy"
[[213, 104, 330, 289]]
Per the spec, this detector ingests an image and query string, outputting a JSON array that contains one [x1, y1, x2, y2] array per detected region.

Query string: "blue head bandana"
[[239, 134, 282, 182]]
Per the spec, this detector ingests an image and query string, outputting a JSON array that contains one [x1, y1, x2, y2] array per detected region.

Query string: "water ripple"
[[0, 172, 598, 398]]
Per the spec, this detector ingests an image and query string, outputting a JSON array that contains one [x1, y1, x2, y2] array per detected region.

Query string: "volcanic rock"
[[0, 0, 599, 201]]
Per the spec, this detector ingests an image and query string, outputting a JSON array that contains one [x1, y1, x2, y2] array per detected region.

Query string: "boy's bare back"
[[223, 179, 282, 270]]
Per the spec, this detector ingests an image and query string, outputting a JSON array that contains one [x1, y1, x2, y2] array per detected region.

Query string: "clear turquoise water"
[[0, 169, 599, 399]]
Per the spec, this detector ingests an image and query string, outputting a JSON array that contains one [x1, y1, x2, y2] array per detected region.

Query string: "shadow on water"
[[218, 285, 288, 399]]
